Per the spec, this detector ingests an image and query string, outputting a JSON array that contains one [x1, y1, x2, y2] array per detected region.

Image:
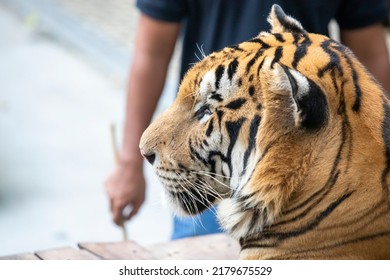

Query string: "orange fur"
[[140, 5, 390, 259]]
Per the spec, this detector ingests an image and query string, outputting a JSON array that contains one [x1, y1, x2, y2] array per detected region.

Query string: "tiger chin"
[[140, 4, 390, 259]]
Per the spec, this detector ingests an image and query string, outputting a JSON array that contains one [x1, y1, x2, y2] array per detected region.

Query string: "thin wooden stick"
[[110, 123, 128, 241]]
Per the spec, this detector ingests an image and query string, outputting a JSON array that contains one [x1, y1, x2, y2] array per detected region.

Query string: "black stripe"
[[271, 46, 283, 67], [257, 58, 265, 76], [247, 38, 271, 49], [215, 65, 225, 90], [193, 72, 201, 91], [333, 44, 362, 112], [207, 150, 227, 174], [331, 43, 362, 112], [318, 40, 343, 78], [381, 100, 390, 200], [208, 150, 228, 162], [225, 118, 246, 176], [227, 58, 239, 80], [336, 78, 353, 171], [269, 230, 390, 259], [205, 118, 214, 137], [246, 49, 265, 73], [225, 98, 247, 110], [320, 200, 388, 231], [273, 33, 285, 43], [242, 192, 353, 249], [188, 139, 208, 167], [317, 230, 390, 253], [159, 174, 178, 182], [292, 33, 300, 44], [216, 110, 224, 128], [336, 76, 346, 110], [248, 85, 255, 96], [242, 115, 261, 173], [228, 44, 244, 52], [248, 208, 261, 233], [350, 65, 362, 112], [178, 163, 186, 170], [292, 34, 311, 68], [210, 93, 223, 101]]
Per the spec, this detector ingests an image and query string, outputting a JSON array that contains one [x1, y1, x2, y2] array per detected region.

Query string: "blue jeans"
[[171, 208, 222, 240]]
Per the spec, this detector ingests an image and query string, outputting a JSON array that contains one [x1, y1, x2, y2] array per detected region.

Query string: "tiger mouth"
[[155, 167, 231, 215], [155, 175, 221, 215], [167, 188, 217, 215], [157, 176, 218, 215]]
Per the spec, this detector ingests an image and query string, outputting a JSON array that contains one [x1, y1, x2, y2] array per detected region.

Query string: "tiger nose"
[[142, 152, 156, 165]]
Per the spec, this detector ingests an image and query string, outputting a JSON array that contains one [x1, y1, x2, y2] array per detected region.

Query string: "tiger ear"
[[281, 65, 327, 130], [268, 4, 306, 34], [266, 62, 327, 130]]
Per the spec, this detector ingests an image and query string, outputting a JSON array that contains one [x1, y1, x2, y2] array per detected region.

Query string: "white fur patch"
[[217, 197, 268, 239], [237, 150, 260, 191], [218, 69, 234, 96], [285, 68, 310, 127], [289, 69, 310, 99], [199, 71, 216, 97], [229, 142, 246, 190], [218, 198, 252, 239]]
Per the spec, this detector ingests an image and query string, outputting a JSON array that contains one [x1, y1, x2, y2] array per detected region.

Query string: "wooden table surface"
[[0, 234, 240, 260]]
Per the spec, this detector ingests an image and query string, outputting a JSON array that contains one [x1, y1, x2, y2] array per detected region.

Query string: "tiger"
[[139, 4, 390, 259]]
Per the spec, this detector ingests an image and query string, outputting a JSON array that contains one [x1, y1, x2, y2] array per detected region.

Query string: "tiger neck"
[[236, 137, 390, 259]]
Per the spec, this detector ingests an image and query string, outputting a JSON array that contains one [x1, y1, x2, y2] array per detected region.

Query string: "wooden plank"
[[146, 233, 240, 260], [35, 247, 101, 260], [78, 241, 155, 260], [0, 253, 40, 260]]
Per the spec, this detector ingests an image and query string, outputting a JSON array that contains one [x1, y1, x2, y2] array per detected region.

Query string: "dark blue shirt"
[[137, 0, 389, 80]]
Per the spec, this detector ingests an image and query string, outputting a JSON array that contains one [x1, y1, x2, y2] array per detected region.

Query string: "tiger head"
[[140, 5, 390, 259]]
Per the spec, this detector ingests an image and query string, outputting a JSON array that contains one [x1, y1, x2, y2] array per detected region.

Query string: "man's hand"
[[105, 162, 145, 226]]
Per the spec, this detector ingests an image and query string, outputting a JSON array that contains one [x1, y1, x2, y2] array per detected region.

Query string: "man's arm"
[[105, 14, 180, 225], [340, 23, 390, 93]]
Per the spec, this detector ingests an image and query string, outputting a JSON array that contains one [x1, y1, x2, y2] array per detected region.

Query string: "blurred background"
[[0, 0, 182, 256], [0, 0, 389, 257]]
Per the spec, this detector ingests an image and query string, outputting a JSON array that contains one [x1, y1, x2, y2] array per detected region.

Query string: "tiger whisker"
[[176, 173, 211, 216], [191, 169, 236, 179], [174, 175, 205, 228], [176, 172, 219, 217], [191, 171, 233, 190], [178, 173, 216, 204], [196, 43, 207, 59], [197, 177, 229, 200]]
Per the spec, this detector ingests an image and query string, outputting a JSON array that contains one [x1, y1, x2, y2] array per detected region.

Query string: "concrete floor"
[[0, 2, 175, 256]]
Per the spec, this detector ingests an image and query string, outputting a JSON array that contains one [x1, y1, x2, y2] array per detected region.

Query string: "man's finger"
[[127, 202, 141, 220], [112, 203, 125, 226]]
